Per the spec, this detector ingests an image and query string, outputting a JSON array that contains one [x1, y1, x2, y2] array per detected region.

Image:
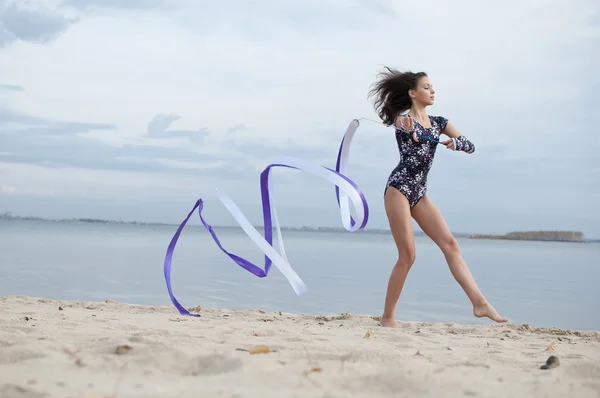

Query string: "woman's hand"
[[441, 138, 455, 150], [395, 115, 419, 142]]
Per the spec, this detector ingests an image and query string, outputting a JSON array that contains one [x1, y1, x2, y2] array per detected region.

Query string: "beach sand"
[[0, 296, 598, 398]]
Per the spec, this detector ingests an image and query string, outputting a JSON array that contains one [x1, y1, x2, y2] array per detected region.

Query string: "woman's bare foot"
[[380, 317, 400, 328], [473, 301, 508, 323]]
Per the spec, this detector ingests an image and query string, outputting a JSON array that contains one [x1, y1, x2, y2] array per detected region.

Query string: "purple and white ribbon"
[[163, 119, 369, 316]]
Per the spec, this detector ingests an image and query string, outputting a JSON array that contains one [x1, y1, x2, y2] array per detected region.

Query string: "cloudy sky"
[[1, 0, 599, 238]]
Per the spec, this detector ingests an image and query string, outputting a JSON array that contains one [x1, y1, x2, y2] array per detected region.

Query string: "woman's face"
[[410, 76, 436, 106]]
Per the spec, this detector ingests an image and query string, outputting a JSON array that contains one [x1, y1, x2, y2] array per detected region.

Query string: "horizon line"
[[1, 212, 597, 241]]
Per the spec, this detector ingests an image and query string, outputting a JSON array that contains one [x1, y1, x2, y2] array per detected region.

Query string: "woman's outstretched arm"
[[440, 122, 475, 154]]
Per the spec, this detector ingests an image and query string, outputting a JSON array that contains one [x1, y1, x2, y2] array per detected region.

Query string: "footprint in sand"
[[0, 384, 48, 398], [184, 354, 243, 376], [286, 337, 310, 343], [0, 348, 46, 365]]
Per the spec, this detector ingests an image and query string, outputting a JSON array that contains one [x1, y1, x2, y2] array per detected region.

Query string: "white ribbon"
[[213, 119, 366, 295]]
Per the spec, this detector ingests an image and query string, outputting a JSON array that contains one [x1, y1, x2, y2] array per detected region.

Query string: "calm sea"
[[0, 219, 598, 331]]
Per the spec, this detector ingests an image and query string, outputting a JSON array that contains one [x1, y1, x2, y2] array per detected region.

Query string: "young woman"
[[368, 67, 508, 328]]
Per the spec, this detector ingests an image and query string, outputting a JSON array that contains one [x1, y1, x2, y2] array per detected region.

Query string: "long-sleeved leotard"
[[384, 114, 475, 207]]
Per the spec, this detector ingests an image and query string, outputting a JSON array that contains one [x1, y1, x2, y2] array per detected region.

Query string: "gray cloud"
[[225, 140, 335, 163], [357, 0, 396, 17], [60, 0, 172, 10], [0, 106, 116, 135], [0, 107, 41, 125], [226, 124, 248, 134], [0, 2, 77, 48], [146, 114, 209, 143], [1, 133, 210, 174], [0, 106, 218, 174], [0, 84, 23, 92], [0, 106, 269, 178]]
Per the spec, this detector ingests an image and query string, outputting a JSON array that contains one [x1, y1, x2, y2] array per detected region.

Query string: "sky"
[[0, 0, 599, 238]]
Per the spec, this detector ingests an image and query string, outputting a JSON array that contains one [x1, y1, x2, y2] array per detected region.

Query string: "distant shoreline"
[[469, 230, 587, 243], [1, 213, 597, 243], [0, 213, 417, 236]]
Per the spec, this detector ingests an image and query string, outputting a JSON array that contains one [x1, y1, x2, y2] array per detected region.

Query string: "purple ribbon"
[[163, 127, 369, 317]]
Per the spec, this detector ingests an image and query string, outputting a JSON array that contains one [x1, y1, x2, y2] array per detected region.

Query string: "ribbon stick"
[[417, 135, 441, 144], [163, 119, 369, 316]]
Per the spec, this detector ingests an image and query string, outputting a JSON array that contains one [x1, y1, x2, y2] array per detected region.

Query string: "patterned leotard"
[[384, 114, 448, 207]]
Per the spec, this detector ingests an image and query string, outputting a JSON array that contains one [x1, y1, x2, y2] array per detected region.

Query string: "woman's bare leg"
[[381, 188, 417, 328], [411, 195, 508, 323]]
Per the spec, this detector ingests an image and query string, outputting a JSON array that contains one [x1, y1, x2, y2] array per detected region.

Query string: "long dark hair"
[[368, 66, 428, 125]]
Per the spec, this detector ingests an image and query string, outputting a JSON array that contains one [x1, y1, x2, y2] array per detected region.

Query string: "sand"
[[0, 296, 599, 398]]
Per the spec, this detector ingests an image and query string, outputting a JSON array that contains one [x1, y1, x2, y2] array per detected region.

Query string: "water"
[[0, 219, 598, 331]]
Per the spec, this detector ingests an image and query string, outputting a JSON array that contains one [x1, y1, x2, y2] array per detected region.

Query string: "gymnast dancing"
[[368, 67, 508, 328]]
